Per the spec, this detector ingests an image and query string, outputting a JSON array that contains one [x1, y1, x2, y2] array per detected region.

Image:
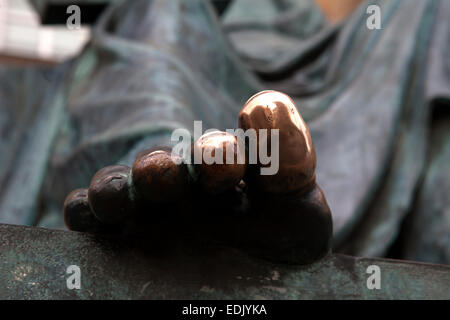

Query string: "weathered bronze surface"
[[401, 113, 450, 263], [0, 0, 449, 299], [0, 223, 449, 299]]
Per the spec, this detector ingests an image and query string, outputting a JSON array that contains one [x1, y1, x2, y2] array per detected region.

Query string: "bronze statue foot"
[[63, 90, 333, 264]]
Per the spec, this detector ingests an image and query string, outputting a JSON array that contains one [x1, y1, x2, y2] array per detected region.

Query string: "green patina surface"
[[0, 223, 449, 299], [0, 0, 448, 300]]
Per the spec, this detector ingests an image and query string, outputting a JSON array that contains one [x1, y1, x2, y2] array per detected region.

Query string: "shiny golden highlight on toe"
[[193, 130, 246, 194], [239, 90, 316, 194]]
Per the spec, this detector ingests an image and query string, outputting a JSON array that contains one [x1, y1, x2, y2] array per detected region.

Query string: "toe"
[[238, 90, 316, 195], [191, 130, 246, 195], [88, 165, 134, 225], [63, 188, 104, 232], [131, 148, 189, 204]]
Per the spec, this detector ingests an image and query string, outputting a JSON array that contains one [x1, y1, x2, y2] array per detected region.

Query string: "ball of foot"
[[239, 185, 333, 264]]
